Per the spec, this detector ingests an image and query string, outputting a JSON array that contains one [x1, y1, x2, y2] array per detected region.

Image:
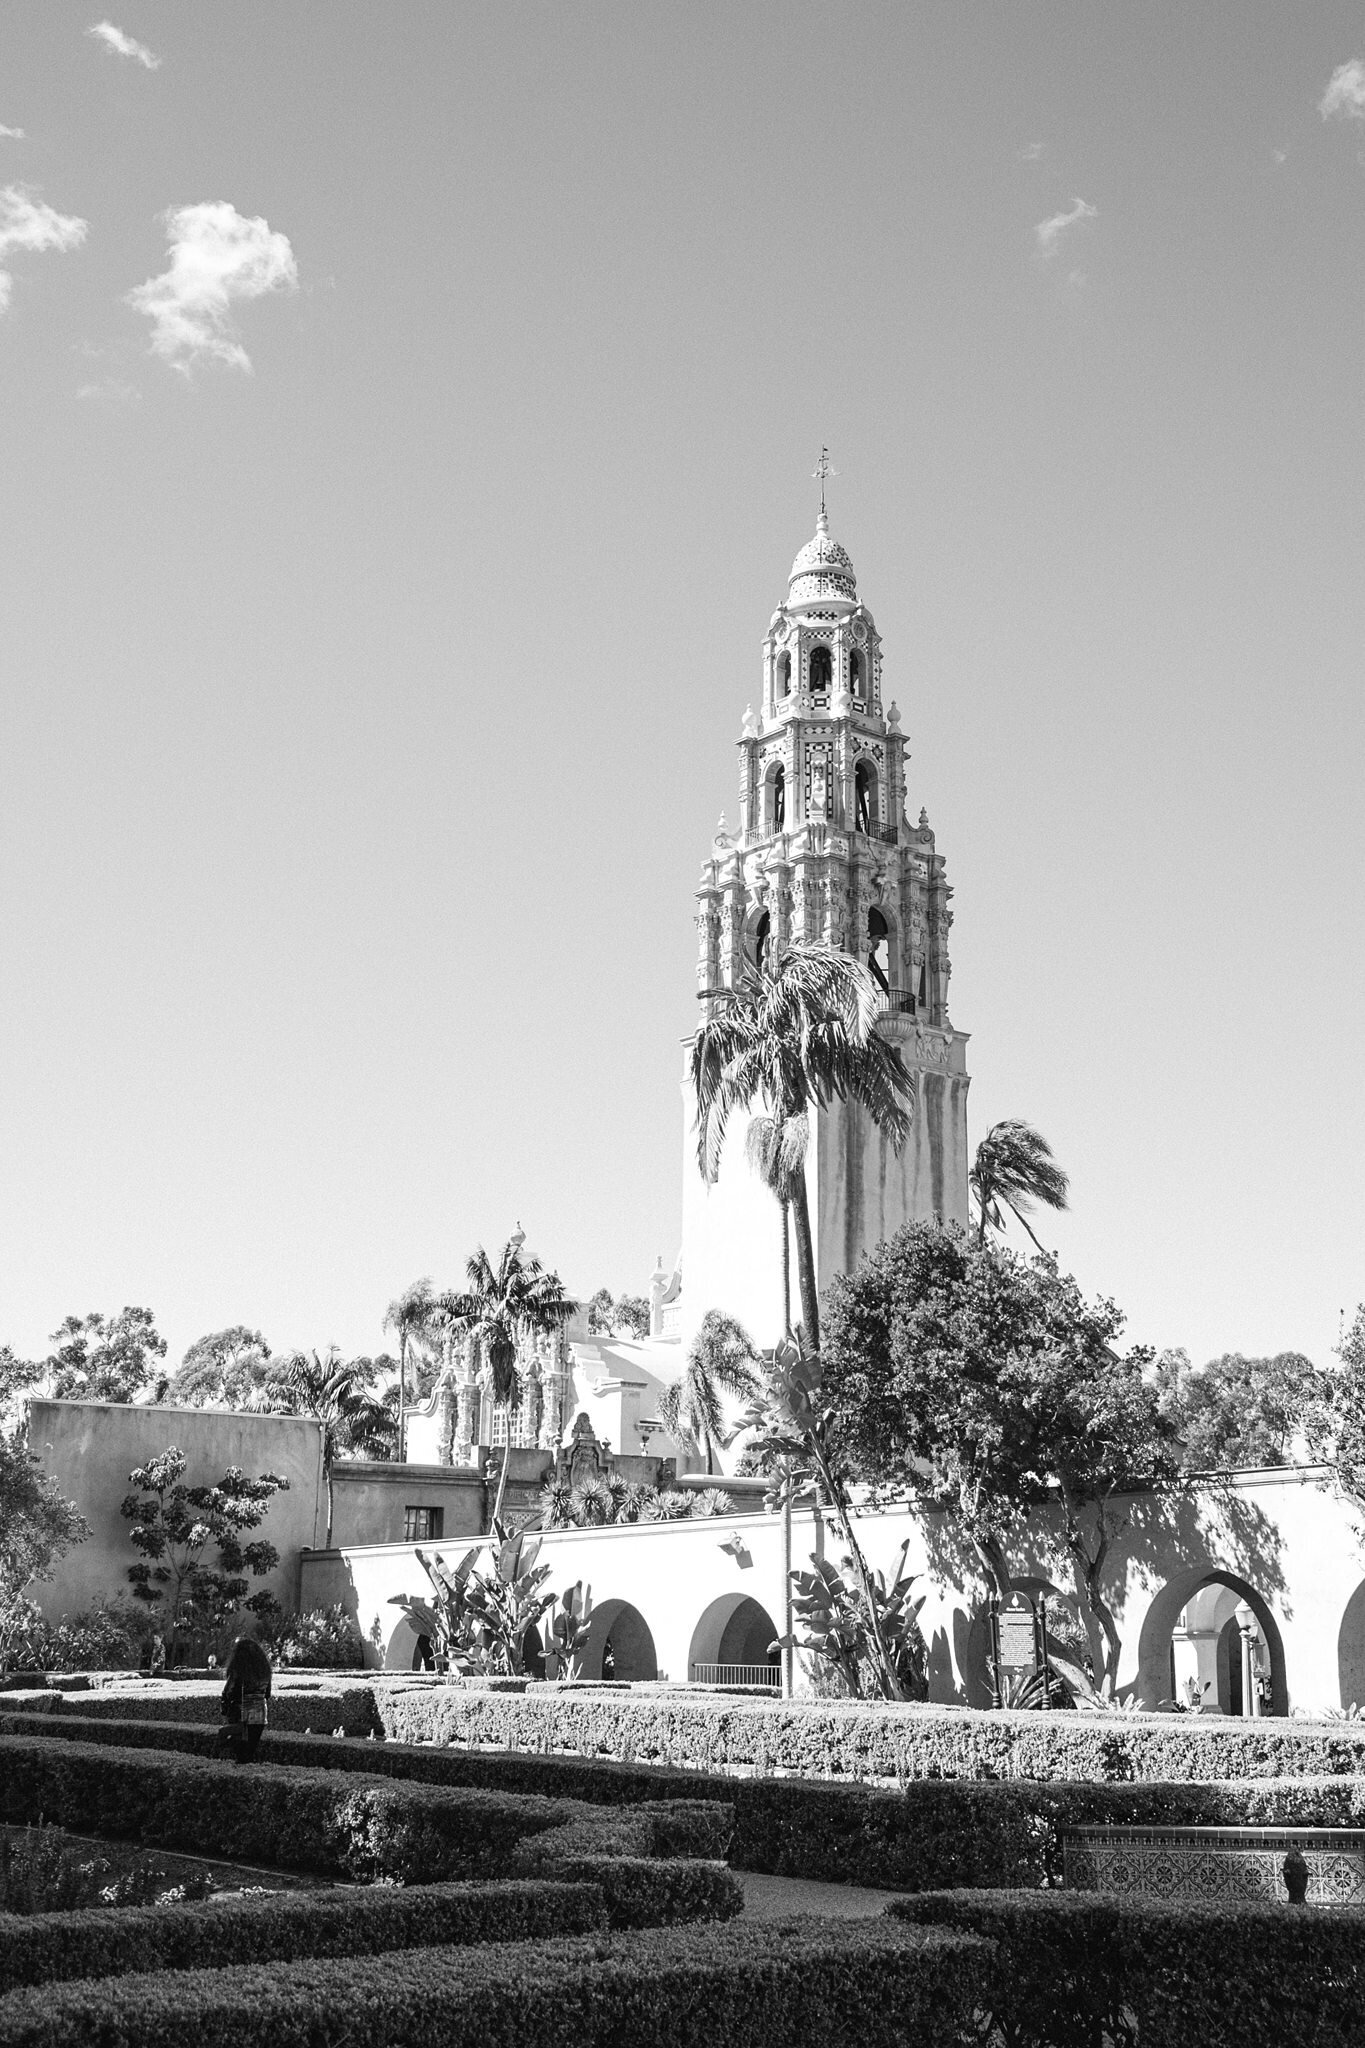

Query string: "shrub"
[[0, 1825, 209, 1915], [12, 1709, 1365, 1890], [0, 1735, 599, 1883], [0, 1916, 990, 2048], [365, 1683, 1365, 1783], [0, 1878, 606, 1996], [890, 1890, 1365, 2047], [56, 1683, 382, 1736], [270, 1606, 367, 1670]]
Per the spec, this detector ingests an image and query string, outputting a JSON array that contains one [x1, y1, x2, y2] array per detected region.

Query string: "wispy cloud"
[[0, 125, 25, 140], [127, 202, 297, 374], [77, 375, 140, 406], [88, 21, 161, 69], [1035, 197, 1097, 256], [1320, 59, 1365, 120], [1020, 142, 1045, 162], [0, 184, 88, 314]]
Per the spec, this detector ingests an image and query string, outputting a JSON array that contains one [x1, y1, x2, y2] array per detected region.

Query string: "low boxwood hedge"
[[890, 1890, 1365, 2048], [11, 1713, 1364, 1889], [0, 1878, 606, 1995], [61, 1686, 378, 1737], [370, 1682, 1365, 1783], [0, 1917, 990, 2048], [0, 1737, 731, 1904]]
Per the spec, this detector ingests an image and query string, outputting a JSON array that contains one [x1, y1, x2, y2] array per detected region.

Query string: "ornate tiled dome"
[[788, 509, 857, 604]]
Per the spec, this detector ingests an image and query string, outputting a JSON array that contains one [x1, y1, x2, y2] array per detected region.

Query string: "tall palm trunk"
[[780, 1200, 792, 1340], [789, 1171, 820, 1351], [397, 1332, 407, 1464]]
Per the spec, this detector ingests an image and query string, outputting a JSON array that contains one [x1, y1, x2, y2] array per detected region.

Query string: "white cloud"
[[1321, 59, 1365, 119], [1035, 197, 1097, 256], [126, 202, 297, 374], [76, 376, 139, 406], [0, 126, 25, 140], [0, 184, 88, 314], [88, 22, 161, 69], [1020, 142, 1045, 162]]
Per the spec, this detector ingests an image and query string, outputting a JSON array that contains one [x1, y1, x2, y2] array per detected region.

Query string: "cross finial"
[[812, 445, 836, 518]]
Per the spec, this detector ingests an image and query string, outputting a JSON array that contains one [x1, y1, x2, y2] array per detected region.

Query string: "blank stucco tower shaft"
[[679, 507, 971, 1351]]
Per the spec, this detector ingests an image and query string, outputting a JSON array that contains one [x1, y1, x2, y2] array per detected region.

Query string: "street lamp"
[[1234, 1601, 1259, 1719]]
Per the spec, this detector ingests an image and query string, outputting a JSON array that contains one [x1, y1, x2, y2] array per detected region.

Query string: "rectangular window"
[[404, 1506, 443, 1543]]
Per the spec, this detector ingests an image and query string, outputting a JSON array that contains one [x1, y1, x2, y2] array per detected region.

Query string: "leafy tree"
[[1299, 1306, 1365, 1528], [0, 1425, 89, 1609], [383, 1278, 437, 1463], [1155, 1349, 1323, 1471], [821, 1220, 1174, 1694], [120, 1447, 288, 1661], [166, 1327, 273, 1409], [434, 1237, 574, 1408], [585, 1291, 651, 1341], [45, 1308, 167, 1403], [0, 1348, 40, 1431], [970, 1119, 1070, 1251], [689, 941, 913, 1349], [658, 1311, 760, 1475]]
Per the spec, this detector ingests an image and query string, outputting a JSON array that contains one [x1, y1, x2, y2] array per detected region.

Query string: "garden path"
[[737, 1872, 897, 1919]]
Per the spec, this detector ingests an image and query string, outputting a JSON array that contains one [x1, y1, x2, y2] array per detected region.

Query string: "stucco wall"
[[329, 1464, 487, 1549], [25, 1399, 326, 1622], [303, 1466, 1365, 1715]]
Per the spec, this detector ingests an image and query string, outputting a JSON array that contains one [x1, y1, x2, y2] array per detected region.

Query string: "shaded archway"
[[688, 1593, 780, 1685], [1137, 1566, 1288, 1716], [1337, 1580, 1365, 1710], [578, 1598, 657, 1682], [384, 1616, 427, 1672]]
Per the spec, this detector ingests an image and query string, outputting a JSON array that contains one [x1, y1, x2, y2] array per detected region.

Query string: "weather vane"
[[812, 445, 836, 517]]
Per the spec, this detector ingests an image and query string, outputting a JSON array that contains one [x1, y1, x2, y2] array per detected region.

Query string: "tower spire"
[[812, 444, 836, 522]]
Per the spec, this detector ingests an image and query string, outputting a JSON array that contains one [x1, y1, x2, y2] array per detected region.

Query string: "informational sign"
[[994, 1592, 1042, 1675]]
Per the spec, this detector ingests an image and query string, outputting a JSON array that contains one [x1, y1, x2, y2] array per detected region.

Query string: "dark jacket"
[[221, 1637, 273, 1718]]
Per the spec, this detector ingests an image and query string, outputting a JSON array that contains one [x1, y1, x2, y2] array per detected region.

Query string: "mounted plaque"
[[991, 1591, 1050, 1708]]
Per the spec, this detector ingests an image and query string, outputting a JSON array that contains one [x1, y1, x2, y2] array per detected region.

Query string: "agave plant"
[[568, 1479, 613, 1527], [686, 1487, 732, 1519], [538, 1481, 575, 1530]]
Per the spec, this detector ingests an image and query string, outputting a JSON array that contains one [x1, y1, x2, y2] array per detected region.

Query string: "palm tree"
[[690, 942, 914, 1351], [659, 1311, 761, 1476], [383, 1278, 436, 1465], [435, 1232, 574, 1408], [272, 1348, 396, 1544], [970, 1119, 1070, 1253]]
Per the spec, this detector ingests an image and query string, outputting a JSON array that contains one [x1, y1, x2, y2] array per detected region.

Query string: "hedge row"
[[370, 1683, 1365, 1782], [56, 1680, 1365, 1780], [11, 1713, 1365, 1889], [63, 1686, 378, 1736], [0, 1738, 732, 1901], [0, 1918, 989, 2048], [890, 1891, 1365, 2048], [0, 1879, 606, 1996]]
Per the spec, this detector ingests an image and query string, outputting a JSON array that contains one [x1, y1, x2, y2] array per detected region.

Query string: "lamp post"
[[1234, 1601, 1259, 1719]]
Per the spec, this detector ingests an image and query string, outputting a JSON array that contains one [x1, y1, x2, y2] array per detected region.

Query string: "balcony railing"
[[689, 1662, 781, 1689], [874, 987, 916, 1018]]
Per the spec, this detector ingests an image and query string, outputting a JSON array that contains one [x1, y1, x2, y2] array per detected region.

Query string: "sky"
[[3, 4, 1365, 1375]]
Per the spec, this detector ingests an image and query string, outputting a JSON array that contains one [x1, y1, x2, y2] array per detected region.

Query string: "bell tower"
[[680, 479, 972, 1351]]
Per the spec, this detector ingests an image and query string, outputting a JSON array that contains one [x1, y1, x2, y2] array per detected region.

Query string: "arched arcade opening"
[[689, 1593, 780, 1687], [1137, 1567, 1288, 1716], [579, 1599, 658, 1682]]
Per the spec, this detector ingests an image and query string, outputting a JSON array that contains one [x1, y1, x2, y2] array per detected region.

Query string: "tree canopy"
[[0, 1426, 89, 1608], [821, 1219, 1176, 1693], [45, 1308, 168, 1404], [1155, 1348, 1325, 1472], [166, 1327, 274, 1409]]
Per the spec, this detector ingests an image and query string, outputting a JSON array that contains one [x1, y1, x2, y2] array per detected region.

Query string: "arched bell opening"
[[764, 762, 786, 835], [867, 906, 892, 997], [849, 649, 863, 699], [855, 758, 879, 835], [777, 651, 792, 699], [750, 910, 771, 971], [808, 645, 832, 695]]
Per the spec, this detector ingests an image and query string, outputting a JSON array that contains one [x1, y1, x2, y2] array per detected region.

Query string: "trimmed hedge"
[[890, 1890, 1365, 2048], [369, 1682, 1365, 1782], [0, 1737, 730, 1900], [0, 1879, 606, 1996], [62, 1685, 379, 1736], [11, 1712, 1365, 1888], [50, 1680, 1365, 1780], [509, 1805, 741, 1927], [0, 1917, 990, 2048]]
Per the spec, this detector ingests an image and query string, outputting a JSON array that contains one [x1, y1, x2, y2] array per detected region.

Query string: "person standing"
[[218, 1628, 273, 1763]]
